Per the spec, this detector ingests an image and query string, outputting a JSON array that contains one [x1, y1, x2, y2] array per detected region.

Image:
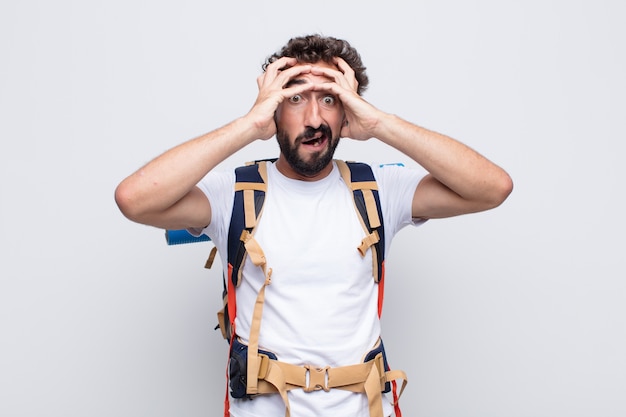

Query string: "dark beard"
[[276, 125, 340, 177]]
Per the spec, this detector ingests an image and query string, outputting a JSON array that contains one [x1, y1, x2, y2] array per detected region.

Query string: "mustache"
[[296, 125, 333, 143]]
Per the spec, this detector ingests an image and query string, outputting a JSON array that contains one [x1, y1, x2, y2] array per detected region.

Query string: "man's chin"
[[301, 152, 332, 168], [282, 137, 339, 177]]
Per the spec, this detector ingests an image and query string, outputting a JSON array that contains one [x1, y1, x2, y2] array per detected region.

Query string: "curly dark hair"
[[263, 34, 369, 95]]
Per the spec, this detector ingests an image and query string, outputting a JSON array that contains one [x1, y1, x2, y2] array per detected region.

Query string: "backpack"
[[167, 159, 405, 417]]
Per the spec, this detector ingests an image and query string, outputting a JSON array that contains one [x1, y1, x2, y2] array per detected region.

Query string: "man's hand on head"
[[245, 57, 314, 141], [308, 57, 383, 141]]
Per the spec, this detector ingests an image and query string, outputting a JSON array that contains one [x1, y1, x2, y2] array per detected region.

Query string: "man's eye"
[[290, 95, 302, 103], [322, 96, 335, 105]]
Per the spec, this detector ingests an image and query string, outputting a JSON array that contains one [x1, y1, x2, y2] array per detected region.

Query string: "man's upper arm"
[[146, 185, 212, 231], [412, 174, 488, 220]]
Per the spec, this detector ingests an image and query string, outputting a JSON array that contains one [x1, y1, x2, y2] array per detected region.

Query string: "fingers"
[[308, 59, 359, 93], [261, 57, 358, 94], [259, 57, 312, 90], [334, 57, 356, 84], [257, 57, 292, 90], [251, 59, 316, 121], [264, 57, 297, 79]]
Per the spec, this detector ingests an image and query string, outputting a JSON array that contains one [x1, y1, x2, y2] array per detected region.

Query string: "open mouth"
[[301, 133, 327, 147]]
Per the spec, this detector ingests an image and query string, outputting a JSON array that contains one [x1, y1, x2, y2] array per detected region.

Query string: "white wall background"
[[1, 1, 624, 416]]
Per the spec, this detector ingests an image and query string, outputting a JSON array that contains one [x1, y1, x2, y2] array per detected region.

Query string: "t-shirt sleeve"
[[373, 163, 428, 243], [187, 170, 235, 247]]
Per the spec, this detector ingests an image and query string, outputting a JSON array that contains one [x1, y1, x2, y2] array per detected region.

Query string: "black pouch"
[[229, 337, 278, 399], [363, 339, 391, 393]]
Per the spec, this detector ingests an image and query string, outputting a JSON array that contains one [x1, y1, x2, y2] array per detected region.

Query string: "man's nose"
[[303, 101, 322, 129]]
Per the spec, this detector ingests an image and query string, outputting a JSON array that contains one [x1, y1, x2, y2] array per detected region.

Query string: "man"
[[115, 34, 513, 417]]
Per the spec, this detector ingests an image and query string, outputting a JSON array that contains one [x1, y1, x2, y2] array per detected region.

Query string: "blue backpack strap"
[[336, 160, 385, 284]]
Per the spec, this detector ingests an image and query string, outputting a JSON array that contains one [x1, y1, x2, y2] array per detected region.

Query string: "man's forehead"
[[292, 60, 338, 70], [286, 60, 337, 86]]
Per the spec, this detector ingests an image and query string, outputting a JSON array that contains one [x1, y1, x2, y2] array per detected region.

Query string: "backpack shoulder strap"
[[337, 158, 388, 325], [228, 159, 271, 287], [213, 160, 271, 342], [335, 160, 385, 284]]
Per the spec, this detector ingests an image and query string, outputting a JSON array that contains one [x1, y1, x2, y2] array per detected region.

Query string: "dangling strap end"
[[205, 246, 218, 269], [357, 231, 380, 256], [240, 230, 267, 267]]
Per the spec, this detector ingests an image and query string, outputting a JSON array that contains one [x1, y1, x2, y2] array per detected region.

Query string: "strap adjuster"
[[303, 365, 330, 392], [257, 354, 271, 379]]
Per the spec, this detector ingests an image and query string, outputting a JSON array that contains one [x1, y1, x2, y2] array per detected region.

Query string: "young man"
[[115, 34, 513, 417]]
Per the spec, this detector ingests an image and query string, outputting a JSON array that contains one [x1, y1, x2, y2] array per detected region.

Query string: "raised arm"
[[371, 116, 513, 219], [114, 118, 256, 230], [114, 58, 315, 230], [309, 58, 513, 219]]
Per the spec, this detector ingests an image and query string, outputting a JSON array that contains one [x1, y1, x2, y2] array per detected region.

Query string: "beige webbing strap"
[[385, 369, 408, 403], [240, 230, 266, 267], [336, 160, 382, 281], [364, 361, 383, 417], [204, 246, 218, 269], [243, 189, 256, 228], [236, 161, 269, 229], [361, 188, 381, 228], [234, 182, 267, 192], [235, 161, 274, 396], [336, 160, 381, 229], [239, 230, 273, 396], [245, 277, 271, 395], [251, 351, 407, 417], [358, 230, 380, 256], [259, 361, 292, 416], [257, 160, 269, 183], [336, 159, 353, 189]]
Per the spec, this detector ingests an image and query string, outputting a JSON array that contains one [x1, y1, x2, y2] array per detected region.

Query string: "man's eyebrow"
[[284, 78, 307, 89]]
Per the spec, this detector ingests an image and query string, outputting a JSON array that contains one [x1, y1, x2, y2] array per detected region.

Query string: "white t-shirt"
[[196, 160, 425, 417]]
